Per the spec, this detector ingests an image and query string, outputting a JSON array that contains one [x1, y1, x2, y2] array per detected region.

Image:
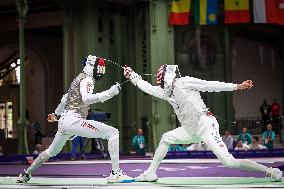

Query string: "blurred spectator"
[[237, 127, 252, 145], [168, 144, 183, 152], [186, 142, 208, 151], [92, 138, 105, 153], [281, 119, 284, 144], [186, 143, 199, 151], [271, 98, 281, 132], [86, 110, 106, 155], [71, 136, 86, 160], [260, 100, 271, 131], [262, 124, 275, 149], [0, 146, 3, 156], [224, 130, 233, 150], [250, 136, 267, 150], [181, 144, 189, 151], [235, 140, 249, 151], [33, 144, 43, 155], [132, 128, 145, 155]]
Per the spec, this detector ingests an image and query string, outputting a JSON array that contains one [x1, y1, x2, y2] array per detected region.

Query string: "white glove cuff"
[[110, 86, 119, 96], [129, 72, 141, 86]]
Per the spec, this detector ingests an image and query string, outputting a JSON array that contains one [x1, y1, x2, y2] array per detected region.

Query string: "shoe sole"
[[120, 179, 135, 183], [16, 180, 27, 183], [107, 179, 135, 183], [272, 178, 282, 182], [16, 177, 30, 183], [134, 178, 158, 182]]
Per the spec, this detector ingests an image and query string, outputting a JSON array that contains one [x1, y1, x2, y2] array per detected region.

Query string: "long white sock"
[[238, 159, 267, 172], [148, 143, 169, 173], [25, 151, 50, 175], [108, 134, 119, 172]]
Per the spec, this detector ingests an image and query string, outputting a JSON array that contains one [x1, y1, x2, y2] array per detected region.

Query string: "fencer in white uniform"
[[17, 55, 134, 183], [124, 65, 282, 182]]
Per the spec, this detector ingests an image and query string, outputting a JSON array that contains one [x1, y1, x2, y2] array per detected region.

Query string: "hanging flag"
[[277, 0, 284, 24], [169, 0, 191, 25], [194, 0, 218, 25], [253, 0, 277, 24], [224, 0, 250, 24]]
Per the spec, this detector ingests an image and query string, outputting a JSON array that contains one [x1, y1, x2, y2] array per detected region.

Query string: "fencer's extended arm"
[[182, 76, 237, 92], [128, 72, 166, 99], [80, 77, 120, 105], [54, 93, 68, 116]]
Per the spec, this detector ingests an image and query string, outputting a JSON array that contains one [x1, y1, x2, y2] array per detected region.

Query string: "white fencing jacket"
[[129, 67, 237, 134]]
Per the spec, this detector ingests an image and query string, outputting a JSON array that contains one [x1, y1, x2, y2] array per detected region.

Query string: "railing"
[[234, 117, 282, 135], [234, 117, 262, 135]]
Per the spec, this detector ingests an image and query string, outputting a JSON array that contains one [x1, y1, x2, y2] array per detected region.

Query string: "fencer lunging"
[[17, 55, 133, 183], [124, 65, 282, 182]]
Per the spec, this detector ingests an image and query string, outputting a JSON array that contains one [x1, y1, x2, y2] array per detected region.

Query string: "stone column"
[[16, 0, 29, 154], [149, 0, 175, 149], [224, 28, 234, 133]]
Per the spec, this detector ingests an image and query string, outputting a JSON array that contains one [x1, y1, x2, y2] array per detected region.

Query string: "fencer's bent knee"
[[113, 128, 119, 135], [160, 132, 172, 145], [106, 127, 119, 140]]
